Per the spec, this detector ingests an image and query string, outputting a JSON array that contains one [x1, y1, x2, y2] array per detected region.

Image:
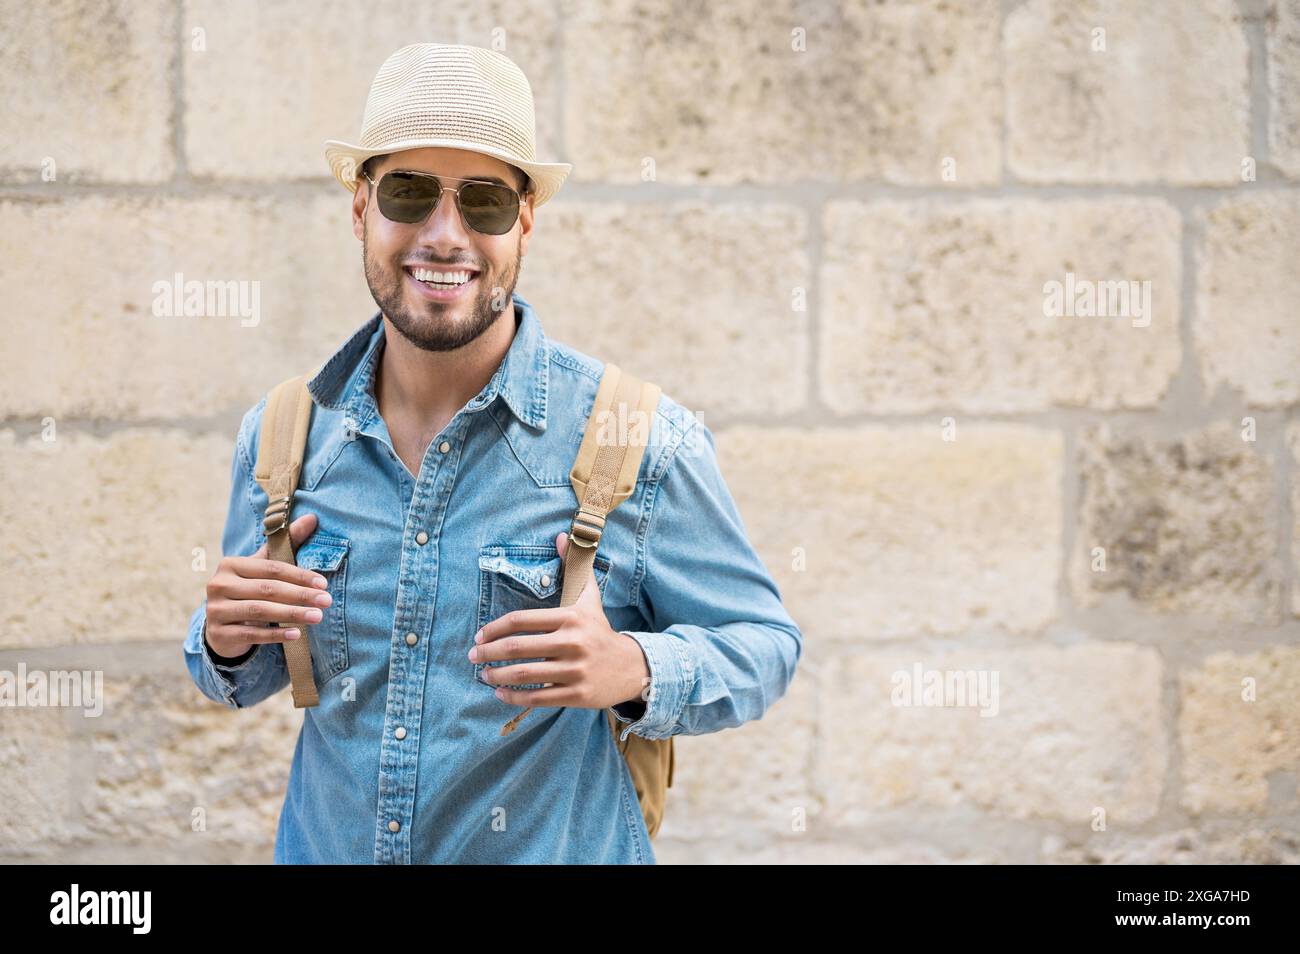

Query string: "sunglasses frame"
[[360, 169, 525, 235]]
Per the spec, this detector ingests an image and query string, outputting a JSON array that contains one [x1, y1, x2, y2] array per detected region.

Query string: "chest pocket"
[[475, 543, 612, 691], [292, 533, 351, 688]]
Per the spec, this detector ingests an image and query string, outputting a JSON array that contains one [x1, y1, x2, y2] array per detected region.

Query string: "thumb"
[[288, 512, 320, 549], [252, 512, 319, 558]]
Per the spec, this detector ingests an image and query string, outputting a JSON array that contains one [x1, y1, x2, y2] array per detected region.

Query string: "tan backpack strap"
[[563, 364, 660, 609], [253, 374, 320, 708], [499, 364, 661, 736]]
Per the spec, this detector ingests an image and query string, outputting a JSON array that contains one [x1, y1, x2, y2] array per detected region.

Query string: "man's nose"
[[415, 187, 471, 244]]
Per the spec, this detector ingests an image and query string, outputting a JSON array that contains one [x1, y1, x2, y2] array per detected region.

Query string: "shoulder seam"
[[547, 347, 602, 381]]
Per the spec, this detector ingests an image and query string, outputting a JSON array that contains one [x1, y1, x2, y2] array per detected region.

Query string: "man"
[[182, 43, 802, 864]]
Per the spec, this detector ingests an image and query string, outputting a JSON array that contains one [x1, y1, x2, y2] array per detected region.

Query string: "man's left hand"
[[469, 531, 651, 711]]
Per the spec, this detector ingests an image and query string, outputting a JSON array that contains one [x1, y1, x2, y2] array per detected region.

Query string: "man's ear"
[[518, 192, 535, 256], [351, 177, 369, 241]]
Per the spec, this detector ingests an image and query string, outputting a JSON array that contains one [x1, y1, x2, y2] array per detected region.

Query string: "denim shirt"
[[182, 291, 803, 864]]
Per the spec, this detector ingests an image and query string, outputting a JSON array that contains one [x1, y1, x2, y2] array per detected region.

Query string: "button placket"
[[381, 412, 467, 865]]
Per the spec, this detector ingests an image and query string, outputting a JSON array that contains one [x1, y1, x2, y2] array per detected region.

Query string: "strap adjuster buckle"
[[569, 507, 605, 548], [263, 492, 293, 536]]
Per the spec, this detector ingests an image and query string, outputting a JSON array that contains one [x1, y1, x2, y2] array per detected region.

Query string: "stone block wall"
[[1, 0, 1297, 864]]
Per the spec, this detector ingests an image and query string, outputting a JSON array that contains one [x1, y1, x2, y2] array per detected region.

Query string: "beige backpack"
[[253, 362, 674, 837]]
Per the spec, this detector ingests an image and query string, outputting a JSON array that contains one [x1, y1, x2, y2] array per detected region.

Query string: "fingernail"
[[474, 629, 483, 643], [467, 647, 477, 661], [312, 576, 327, 588], [494, 688, 505, 700], [306, 608, 323, 622], [285, 629, 301, 639], [315, 592, 332, 607]]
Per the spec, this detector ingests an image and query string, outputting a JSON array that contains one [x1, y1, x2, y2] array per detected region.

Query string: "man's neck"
[[375, 309, 519, 430]]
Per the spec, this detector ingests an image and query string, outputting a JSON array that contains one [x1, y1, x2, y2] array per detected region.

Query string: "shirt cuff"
[[190, 615, 263, 707], [607, 629, 694, 742]]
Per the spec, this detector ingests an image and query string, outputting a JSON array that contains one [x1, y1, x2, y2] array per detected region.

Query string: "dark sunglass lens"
[[378, 172, 440, 223], [460, 183, 519, 234]]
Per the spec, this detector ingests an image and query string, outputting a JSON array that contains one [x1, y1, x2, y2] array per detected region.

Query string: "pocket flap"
[[293, 533, 349, 573], [479, 547, 562, 598], [479, 544, 610, 599]]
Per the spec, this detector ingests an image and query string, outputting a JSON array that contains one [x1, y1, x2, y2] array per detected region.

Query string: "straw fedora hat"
[[324, 43, 571, 206]]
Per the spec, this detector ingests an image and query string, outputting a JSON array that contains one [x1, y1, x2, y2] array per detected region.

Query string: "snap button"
[[388, 820, 400, 832], [439, 440, 450, 453], [394, 726, 407, 740], [342, 415, 359, 441], [415, 531, 429, 545], [540, 574, 551, 588], [405, 632, 418, 646]]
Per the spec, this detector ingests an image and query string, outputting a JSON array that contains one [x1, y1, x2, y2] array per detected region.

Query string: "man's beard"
[[362, 230, 521, 353]]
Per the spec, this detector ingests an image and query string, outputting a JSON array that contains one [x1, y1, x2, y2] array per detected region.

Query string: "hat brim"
[[324, 138, 571, 207]]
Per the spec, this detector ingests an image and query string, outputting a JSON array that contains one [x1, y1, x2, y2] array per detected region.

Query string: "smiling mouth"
[[402, 266, 481, 306], [403, 265, 481, 288]]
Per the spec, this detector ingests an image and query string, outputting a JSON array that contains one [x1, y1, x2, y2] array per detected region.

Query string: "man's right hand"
[[203, 513, 332, 661]]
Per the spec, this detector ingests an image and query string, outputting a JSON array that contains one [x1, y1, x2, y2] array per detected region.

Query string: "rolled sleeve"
[[608, 629, 695, 742], [610, 414, 803, 742], [183, 601, 287, 709]]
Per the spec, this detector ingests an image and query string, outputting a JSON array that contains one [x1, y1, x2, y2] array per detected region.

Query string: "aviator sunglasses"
[[361, 169, 524, 235]]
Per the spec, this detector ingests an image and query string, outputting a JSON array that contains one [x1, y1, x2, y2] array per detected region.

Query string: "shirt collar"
[[306, 291, 549, 432]]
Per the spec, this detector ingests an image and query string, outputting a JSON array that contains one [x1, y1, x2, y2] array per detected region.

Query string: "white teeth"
[[412, 268, 473, 285]]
